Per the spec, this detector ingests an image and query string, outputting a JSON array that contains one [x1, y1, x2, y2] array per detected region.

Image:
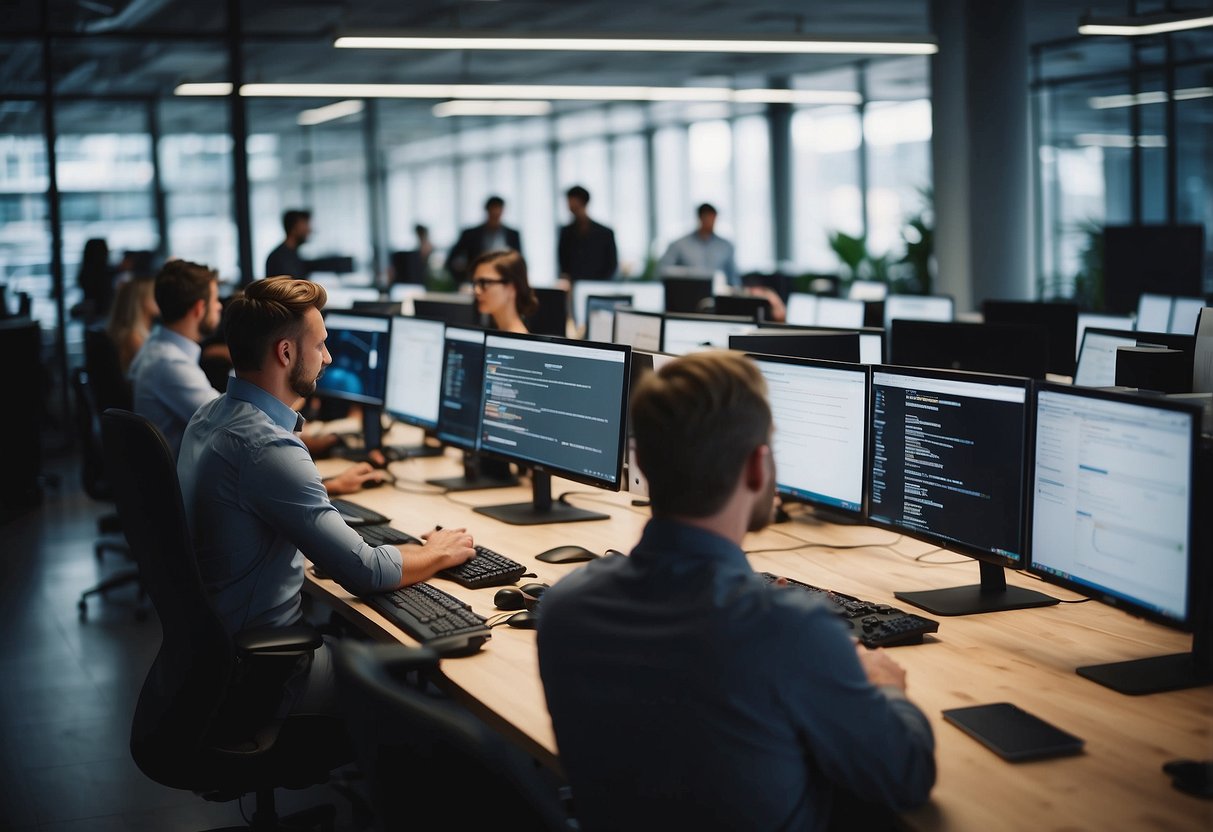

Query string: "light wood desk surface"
[[309, 431, 1213, 832]]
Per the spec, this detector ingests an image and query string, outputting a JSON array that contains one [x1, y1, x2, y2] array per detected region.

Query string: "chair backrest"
[[100, 409, 234, 789], [72, 368, 110, 501], [332, 641, 569, 832], [84, 326, 132, 412], [527, 287, 570, 337]]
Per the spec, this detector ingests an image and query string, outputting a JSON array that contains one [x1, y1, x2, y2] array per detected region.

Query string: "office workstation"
[[4, 0, 1213, 829]]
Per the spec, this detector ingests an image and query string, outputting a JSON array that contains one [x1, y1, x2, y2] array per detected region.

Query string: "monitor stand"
[[384, 428, 444, 461], [1077, 617, 1212, 695], [426, 452, 519, 492], [895, 562, 1059, 616], [474, 471, 608, 526]]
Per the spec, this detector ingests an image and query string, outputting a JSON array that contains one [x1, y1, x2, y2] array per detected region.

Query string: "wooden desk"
[[308, 430, 1213, 831]]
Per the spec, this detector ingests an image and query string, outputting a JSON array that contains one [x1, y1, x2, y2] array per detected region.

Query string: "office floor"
[[0, 451, 371, 832]]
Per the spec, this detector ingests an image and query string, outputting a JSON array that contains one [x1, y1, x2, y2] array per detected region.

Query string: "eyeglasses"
[[472, 277, 508, 291]]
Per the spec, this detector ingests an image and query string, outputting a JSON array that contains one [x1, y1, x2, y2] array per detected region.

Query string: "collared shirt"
[[177, 377, 403, 635], [537, 518, 935, 832], [659, 232, 739, 285], [129, 325, 220, 457], [558, 220, 618, 281], [265, 242, 307, 280]]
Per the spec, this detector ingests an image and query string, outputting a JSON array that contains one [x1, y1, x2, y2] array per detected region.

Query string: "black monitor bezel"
[[383, 314, 446, 431], [1074, 326, 1138, 387], [981, 299, 1080, 377], [729, 330, 861, 364], [584, 294, 635, 343], [412, 295, 478, 326], [433, 324, 490, 452], [746, 352, 870, 518], [1025, 382, 1200, 633], [660, 311, 754, 354], [866, 364, 1032, 570], [478, 331, 633, 492], [612, 306, 665, 350], [757, 320, 886, 364], [317, 308, 393, 407]]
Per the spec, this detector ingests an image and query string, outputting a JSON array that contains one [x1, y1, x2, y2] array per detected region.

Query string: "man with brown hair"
[[537, 350, 935, 831], [129, 259, 223, 456], [178, 277, 475, 711]]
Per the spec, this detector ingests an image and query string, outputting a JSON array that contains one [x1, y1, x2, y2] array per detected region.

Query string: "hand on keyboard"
[[420, 527, 476, 570], [855, 643, 909, 693]]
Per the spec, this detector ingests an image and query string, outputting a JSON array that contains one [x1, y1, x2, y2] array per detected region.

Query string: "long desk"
[[309, 433, 1213, 831]]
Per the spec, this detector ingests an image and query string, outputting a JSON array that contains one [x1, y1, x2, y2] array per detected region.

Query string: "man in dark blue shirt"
[[537, 351, 935, 831]]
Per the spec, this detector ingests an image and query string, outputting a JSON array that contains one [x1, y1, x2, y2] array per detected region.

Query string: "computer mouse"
[[506, 610, 539, 629], [535, 544, 599, 564], [360, 477, 385, 490], [494, 587, 526, 611]]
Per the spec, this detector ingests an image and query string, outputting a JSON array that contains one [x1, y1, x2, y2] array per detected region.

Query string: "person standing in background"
[[557, 185, 618, 289], [265, 209, 313, 279], [659, 203, 739, 287], [445, 196, 522, 288]]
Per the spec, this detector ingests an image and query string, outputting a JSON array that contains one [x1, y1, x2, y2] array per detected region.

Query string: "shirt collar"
[[226, 377, 305, 433], [155, 325, 201, 362], [631, 517, 749, 569]]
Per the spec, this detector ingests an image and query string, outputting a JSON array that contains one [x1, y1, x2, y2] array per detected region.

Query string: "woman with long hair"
[[106, 276, 158, 373], [470, 249, 537, 334]]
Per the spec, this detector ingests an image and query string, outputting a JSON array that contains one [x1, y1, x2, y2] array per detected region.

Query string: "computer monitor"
[[729, 331, 860, 363], [868, 366, 1057, 616], [317, 311, 391, 407], [1076, 312, 1134, 357], [390, 250, 426, 285], [816, 297, 866, 328], [1135, 329, 1198, 384], [572, 280, 663, 328], [352, 300, 403, 316], [749, 354, 868, 521], [884, 294, 954, 328], [981, 300, 1079, 376], [475, 332, 631, 525], [1028, 384, 1207, 694], [784, 293, 820, 326], [711, 294, 772, 321], [426, 325, 519, 492], [1074, 327, 1138, 388], [413, 294, 478, 326], [756, 321, 885, 365], [585, 294, 633, 343], [889, 320, 1049, 379], [1137, 293, 1173, 333], [384, 314, 445, 440], [661, 313, 754, 355], [848, 280, 888, 301], [662, 275, 714, 314], [1170, 297, 1207, 335], [527, 287, 569, 337], [613, 308, 664, 352], [1103, 224, 1205, 315]]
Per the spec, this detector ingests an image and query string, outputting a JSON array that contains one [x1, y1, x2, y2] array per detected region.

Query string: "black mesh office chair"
[[73, 367, 142, 620], [101, 409, 352, 831], [80, 325, 132, 549], [332, 641, 572, 831]]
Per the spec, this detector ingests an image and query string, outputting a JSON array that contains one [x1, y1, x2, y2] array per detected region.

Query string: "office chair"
[[80, 325, 134, 552], [528, 287, 570, 337], [72, 368, 143, 620], [101, 409, 352, 831], [332, 641, 572, 832]]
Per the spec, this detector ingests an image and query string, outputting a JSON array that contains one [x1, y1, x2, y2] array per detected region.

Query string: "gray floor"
[[0, 452, 370, 832]]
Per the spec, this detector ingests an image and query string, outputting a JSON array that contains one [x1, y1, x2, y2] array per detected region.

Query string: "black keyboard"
[[761, 572, 939, 648], [356, 524, 420, 548], [365, 583, 491, 657], [437, 545, 528, 589], [331, 498, 390, 527]]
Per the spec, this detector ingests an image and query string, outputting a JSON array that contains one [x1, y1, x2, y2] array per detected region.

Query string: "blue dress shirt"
[[177, 377, 403, 635], [129, 325, 220, 456], [659, 232, 739, 286], [537, 518, 935, 832]]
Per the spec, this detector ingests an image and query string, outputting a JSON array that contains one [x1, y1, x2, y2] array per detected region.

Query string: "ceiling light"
[[172, 82, 862, 106], [1088, 86, 1213, 109], [433, 100, 553, 117], [334, 32, 937, 56], [297, 99, 364, 125], [175, 82, 233, 96], [1079, 12, 1213, 36]]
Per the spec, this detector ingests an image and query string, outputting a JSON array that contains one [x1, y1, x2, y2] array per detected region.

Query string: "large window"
[[791, 106, 863, 272]]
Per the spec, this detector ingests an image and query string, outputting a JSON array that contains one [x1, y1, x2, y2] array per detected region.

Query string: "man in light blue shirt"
[[178, 276, 475, 712], [128, 259, 224, 456], [658, 202, 739, 286]]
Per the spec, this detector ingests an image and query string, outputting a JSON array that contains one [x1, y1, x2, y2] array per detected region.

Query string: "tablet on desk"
[[943, 703, 1084, 762]]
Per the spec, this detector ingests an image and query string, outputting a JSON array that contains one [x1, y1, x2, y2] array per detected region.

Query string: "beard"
[[289, 358, 320, 399], [746, 467, 777, 533]]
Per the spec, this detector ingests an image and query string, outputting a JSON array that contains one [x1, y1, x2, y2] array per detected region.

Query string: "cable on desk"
[[556, 490, 652, 518]]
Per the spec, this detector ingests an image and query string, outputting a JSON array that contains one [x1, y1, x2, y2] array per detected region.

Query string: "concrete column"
[[930, 0, 1032, 312]]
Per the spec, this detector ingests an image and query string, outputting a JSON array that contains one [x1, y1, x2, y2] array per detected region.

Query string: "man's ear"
[[191, 297, 207, 320], [743, 444, 769, 493], [274, 337, 292, 368]]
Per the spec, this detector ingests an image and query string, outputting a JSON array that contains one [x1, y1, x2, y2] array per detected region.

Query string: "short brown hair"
[[630, 350, 771, 518], [225, 277, 327, 371], [153, 260, 217, 324], [472, 249, 538, 318]]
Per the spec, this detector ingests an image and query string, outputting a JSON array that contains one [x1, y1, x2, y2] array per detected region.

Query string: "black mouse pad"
[[943, 703, 1084, 762]]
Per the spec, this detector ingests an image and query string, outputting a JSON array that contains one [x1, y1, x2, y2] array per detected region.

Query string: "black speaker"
[[1114, 346, 1188, 393]]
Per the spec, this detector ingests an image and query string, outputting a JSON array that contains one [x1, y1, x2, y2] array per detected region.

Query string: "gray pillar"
[[930, 0, 1031, 312], [767, 75, 793, 269]]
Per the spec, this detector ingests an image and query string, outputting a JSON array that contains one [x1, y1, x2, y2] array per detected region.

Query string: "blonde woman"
[[106, 276, 158, 373]]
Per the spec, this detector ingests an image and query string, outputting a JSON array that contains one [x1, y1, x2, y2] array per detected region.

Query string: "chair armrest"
[[234, 624, 323, 657]]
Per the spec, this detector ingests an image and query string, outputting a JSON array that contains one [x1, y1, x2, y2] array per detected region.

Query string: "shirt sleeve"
[[238, 434, 403, 596], [776, 604, 936, 811]]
